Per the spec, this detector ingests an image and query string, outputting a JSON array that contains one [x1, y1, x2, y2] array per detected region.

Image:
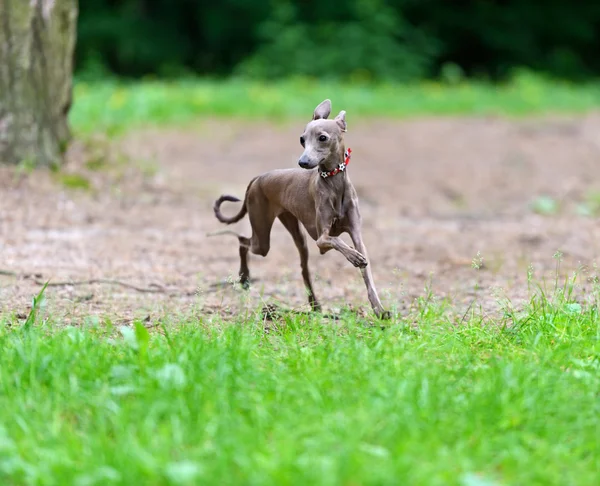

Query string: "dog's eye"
[[319, 135, 327, 142], [300, 136, 305, 147]]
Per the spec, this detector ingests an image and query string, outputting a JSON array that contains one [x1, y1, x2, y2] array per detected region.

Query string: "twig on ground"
[[32, 278, 167, 293], [3, 269, 206, 296], [2, 270, 276, 300]]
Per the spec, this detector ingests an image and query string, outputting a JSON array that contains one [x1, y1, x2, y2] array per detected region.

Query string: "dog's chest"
[[331, 198, 355, 233], [330, 216, 345, 233]]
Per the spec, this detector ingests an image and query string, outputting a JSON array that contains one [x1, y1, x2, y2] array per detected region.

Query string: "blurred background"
[[77, 0, 600, 82]]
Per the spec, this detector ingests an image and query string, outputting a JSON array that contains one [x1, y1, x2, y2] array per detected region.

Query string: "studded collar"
[[319, 148, 351, 179]]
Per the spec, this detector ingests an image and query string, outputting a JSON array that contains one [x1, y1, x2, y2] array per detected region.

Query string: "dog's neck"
[[317, 148, 351, 220], [318, 147, 351, 180]]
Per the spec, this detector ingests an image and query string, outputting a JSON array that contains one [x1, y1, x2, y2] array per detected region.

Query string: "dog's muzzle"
[[298, 155, 316, 169]]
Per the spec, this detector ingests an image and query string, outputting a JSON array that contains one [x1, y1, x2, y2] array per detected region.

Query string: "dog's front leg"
[[347, 213, 390, 319], [316, 228, 368, 268], [315, 208, 367, 267]]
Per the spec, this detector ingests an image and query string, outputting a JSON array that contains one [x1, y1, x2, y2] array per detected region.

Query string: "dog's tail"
[[213, 178, 257, 224], [213, 195, 246, 224]]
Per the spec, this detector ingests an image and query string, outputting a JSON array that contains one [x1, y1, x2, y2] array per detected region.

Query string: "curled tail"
[[213, 178, 257, 225], [214, 195, 247, 224]]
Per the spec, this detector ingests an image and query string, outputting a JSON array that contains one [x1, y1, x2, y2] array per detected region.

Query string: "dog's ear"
[[334, 110, 347, 132], [313, 99, 332, 120]]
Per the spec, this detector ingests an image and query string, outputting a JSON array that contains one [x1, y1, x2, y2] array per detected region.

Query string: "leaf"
[[564, 303, 582, 314], [74, 466, 121, 486], [109, 364, 135, 380], [461, 472, 500, 486], [530, 196, 558, 216], [22, 281, 49, 331], [164, 461, 203, 484], [119, 326, 138, 349], [358, 443, 390, 458], [154, 363, 187, 390], [109, 385, 137, 396], [134, 321, 150, 351], [0, 426, 16, 453], [65, 326, 85, 342]]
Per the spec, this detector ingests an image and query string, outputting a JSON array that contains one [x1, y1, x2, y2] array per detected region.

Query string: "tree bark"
[[0, 0, 77, 166]]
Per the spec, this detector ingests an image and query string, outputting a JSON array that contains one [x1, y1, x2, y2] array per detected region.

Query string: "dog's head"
[[298, 99, 347, 171]]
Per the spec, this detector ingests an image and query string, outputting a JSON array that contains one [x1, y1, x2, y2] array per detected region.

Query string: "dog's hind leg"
[[278, 212, 321, 312], [247, 192, 275, 258], [237, 235, 252, 288], [206, 230, 252, 288]]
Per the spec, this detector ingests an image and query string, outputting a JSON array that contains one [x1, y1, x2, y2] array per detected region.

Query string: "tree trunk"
[[0, 0, 77, 167]]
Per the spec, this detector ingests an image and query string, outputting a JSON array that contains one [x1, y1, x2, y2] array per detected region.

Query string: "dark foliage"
[[77, 0, 600, 80]]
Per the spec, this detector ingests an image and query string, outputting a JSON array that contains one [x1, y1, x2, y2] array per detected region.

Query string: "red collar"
[[319, 148, 351, 179]]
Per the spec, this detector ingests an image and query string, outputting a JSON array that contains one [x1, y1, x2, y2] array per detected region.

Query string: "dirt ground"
[[2, 114, 600, 323]]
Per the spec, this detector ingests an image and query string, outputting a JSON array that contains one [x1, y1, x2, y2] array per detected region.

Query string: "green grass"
[[70, 72, 600, 135], [1, 281, 598, 485]]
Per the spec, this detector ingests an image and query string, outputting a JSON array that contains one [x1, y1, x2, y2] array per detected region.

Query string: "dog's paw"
[[311, 301, 322, 313], [348, 250, 368, 268]]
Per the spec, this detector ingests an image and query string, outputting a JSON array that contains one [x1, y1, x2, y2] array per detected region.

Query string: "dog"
[[213, 99, 390, 319]]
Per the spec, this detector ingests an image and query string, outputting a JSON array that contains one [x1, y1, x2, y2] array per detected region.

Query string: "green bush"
[[237, 0, 438, 81], [77, 1, 600, 81]]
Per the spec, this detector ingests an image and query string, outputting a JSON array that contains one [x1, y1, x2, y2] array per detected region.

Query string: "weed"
[[56, 173, 92, 191], [576, 189, 600, 217], [22, 281, 48, 331], [530, 195, 559, 215]]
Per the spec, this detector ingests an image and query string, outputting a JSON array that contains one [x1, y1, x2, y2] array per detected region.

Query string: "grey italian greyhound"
[[213, 99, 390, 319]]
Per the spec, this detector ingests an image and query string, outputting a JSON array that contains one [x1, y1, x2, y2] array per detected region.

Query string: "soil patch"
[[2, 115, 600, 322]]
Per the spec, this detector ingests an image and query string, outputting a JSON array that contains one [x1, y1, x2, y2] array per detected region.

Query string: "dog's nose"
[[298, 155, 310, 168]]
